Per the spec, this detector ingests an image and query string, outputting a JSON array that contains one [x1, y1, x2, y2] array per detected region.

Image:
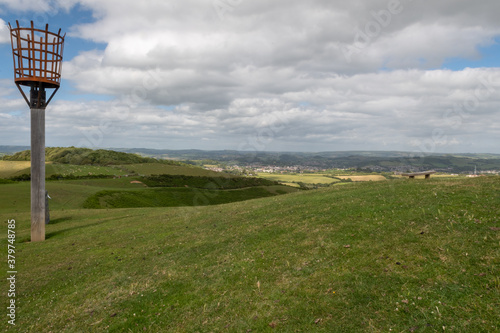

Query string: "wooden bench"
[[401, 171, 436, 179]]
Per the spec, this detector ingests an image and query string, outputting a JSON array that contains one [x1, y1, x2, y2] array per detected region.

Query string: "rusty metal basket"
[[9, 20, 65, 106]]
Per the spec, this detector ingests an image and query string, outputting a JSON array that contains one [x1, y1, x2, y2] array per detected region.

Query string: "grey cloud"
[[1, 0, 500, 152]]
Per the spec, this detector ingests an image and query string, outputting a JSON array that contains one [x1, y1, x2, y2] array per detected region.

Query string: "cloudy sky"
[[0, 0, 499, 153]]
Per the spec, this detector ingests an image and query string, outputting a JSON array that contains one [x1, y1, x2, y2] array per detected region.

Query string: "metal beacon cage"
[[9, 20, 65, 242], [9, 20, 65, 108]]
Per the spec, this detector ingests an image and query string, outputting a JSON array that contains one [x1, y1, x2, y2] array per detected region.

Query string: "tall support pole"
[[31, 107, 45, 242], [30, 85, 46, 241]]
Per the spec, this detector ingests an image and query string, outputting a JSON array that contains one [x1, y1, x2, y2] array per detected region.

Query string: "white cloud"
[[1, 0, 500, 152], [0, 18, 10, 43], [0, 68, 482, 153]]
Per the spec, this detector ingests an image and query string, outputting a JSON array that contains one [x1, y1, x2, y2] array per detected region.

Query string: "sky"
[[0, 0, 499, 154]]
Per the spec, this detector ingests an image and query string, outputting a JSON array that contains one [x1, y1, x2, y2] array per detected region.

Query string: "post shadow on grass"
[[45, 215, 132, 240], [45, 220, 104, 240], [48, 216, 73, 225]]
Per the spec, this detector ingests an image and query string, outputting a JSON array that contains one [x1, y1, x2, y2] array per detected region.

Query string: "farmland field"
[[257, 172, 392, 185], [0, 161, 32, 178], [336, 175, 387, 181], [257, 172, 340, 185]]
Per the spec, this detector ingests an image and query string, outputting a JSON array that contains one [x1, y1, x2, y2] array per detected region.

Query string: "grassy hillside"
[[1, 177, 498, 332], [2, 147, 185, 166], [0, 161, 32, 178], [0, 160, 225, 180], [117, 163, 227, 177], [0, 176, 296, 214]]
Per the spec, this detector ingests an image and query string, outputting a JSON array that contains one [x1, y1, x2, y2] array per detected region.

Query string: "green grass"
[[0, 178, 150, 214], [1, 147, 220, 180], [1, 177, 499, 332], [45, 164, 128, 177], [117, 163, 225, 177], [82, 186, 296, 209], [1, 163, 129, 179], [2, 147, 172, 165], [140, 174, 277, 189], [0, 161, 32, 178], [1, 162, 217, 179], [0, 176, 296, 213], [257, 172, 341, 185]]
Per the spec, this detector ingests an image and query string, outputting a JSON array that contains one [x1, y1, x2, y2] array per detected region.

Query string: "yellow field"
[[0, 161, 32, 178], [280, 182, 302, 188], [257, 173, 340, 185], [336, 175, 387, 182]]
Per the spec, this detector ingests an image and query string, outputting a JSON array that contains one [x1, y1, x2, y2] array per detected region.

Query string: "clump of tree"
[[2, 147, 186, 166], [8, 174, 31, 181], [47, 174, 115, 181]]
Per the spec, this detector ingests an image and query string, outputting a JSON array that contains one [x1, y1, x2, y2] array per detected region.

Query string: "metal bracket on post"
[[30, 84, 47, 109]]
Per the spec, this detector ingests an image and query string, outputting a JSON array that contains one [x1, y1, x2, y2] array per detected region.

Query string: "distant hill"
[[0, 147, 231, 179], [0, 145, 29, 156], [2, 147, 183, 166], [114, 148, 500, 173]]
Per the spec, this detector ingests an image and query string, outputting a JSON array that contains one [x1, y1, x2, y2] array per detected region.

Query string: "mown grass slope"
[[1, 177, 499, 332]]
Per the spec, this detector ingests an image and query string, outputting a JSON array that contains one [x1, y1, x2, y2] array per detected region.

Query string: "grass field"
[[0, 161, 223, 179], [0, 161, 129, 179], [336, 175, 387, 182], [1, 177, 498, 332], [0, 161, 32, 178], [83, 185, 297, 209], [117, 163, 225, 177], [0, 179, 149, 214], [0, 177, 297, 214], [257, 172, 391, 185], [257, 173, 341, 185]]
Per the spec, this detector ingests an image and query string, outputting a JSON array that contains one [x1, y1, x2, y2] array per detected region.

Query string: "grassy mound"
[[1, 177, 498, 332]]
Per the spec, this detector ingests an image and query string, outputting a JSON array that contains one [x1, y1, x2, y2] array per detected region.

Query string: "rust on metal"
[[8, 20, 65, 107]]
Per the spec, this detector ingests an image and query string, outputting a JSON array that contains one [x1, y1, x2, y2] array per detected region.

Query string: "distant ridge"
[[1, 146, 499, 173], [0, 146, 29, 154]]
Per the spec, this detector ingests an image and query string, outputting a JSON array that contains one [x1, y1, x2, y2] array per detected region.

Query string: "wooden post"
[[31, 107, 45, 242]]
